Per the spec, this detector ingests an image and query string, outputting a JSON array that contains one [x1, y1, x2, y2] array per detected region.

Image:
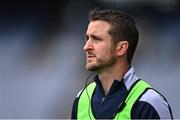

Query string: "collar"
[[123, 67, 139, 90], [94, 66, 139, 96]]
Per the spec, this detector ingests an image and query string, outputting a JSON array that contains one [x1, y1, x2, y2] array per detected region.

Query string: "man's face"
[[84, 20, 118, 71]]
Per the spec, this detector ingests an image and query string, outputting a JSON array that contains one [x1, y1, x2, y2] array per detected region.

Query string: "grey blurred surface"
[[0, 0, 179, 119]]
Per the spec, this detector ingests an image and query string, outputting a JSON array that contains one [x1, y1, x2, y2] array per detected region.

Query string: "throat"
[[101, 79, 114, 96], [98, 63, 130, 96], [98, 69, 129, 96]]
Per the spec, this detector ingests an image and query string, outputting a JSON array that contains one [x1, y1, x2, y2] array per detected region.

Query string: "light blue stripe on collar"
[[123, 66, 139, 90]]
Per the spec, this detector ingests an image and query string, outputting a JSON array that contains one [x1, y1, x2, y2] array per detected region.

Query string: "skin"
[[84, 20, 130, 96]]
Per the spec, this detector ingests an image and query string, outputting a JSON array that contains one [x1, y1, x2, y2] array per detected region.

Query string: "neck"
[[97, 61, 130, 96]]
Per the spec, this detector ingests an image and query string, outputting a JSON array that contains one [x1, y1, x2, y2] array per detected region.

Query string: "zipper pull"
[[101, 97, 105, 105]]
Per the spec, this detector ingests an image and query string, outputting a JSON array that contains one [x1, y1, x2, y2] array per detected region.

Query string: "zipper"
[[101, 97, 106, 105]]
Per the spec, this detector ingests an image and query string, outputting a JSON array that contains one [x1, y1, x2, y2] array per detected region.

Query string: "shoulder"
[[71, 82, 97, 119], [76, 89, 84, 98], [72, 82, 96, 108], [71, 88, 85, 119], [131, 88, 173, 119], [76, 82, 96, 98]]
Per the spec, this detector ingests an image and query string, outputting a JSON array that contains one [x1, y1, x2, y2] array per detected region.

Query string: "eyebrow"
[[86, 34, 102, 40]]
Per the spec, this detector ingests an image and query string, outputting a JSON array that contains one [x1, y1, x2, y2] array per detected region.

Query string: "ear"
[[116, 41, 129, 56]]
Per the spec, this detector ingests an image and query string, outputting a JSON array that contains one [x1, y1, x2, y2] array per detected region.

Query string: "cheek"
[[97, 46, 113, 59]]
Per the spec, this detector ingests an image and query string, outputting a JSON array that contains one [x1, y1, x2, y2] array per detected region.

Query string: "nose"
[[83, 40, 93, 51]]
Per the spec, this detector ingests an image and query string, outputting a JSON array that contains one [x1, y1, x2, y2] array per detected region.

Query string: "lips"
[[87, 55, 95, 58], [86, 54, 96, 62], [86, 51, 96, 61]]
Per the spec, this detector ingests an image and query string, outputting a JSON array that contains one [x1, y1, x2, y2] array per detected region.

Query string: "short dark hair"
[[89, 8, 139, 64]]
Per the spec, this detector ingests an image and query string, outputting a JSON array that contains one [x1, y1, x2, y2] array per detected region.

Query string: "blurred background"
[[0, 0, 179, 119]]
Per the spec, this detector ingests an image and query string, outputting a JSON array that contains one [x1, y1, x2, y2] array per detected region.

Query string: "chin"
[[86, 64, 99, 71]]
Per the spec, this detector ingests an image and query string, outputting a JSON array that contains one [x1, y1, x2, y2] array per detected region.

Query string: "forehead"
[[86, 20, 111, 35]]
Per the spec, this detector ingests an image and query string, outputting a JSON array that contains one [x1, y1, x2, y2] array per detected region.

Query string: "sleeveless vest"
[[77, 80, 150, 119]]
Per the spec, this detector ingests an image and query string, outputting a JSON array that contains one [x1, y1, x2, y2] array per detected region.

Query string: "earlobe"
[[116, 41, 129, 56]]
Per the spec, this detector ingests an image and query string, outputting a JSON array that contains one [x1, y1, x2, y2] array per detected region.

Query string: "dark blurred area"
[[0, 0, 67, 55], [0, 0, 180, 119]]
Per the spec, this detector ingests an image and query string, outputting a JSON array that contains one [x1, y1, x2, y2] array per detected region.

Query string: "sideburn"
[[110, 40, 118, 57]]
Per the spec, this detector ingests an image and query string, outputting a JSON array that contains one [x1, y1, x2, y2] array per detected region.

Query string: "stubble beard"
[[85, 54, 117, 72]]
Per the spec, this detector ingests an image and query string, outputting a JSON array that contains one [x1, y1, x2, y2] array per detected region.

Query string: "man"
[[71, 9, 173, 119]]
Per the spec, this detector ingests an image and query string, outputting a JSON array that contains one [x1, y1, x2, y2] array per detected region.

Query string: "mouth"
[[87, 55, 96, 58], [86, 51, 96, 60], [86, 54, 96, 62]]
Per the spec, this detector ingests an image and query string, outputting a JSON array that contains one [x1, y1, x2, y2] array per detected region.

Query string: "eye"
[[92, 36, 102, 41], [85, 35, 89, 41]]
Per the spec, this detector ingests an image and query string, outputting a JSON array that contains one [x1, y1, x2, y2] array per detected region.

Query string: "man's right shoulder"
[[76, 89, 83, 98]]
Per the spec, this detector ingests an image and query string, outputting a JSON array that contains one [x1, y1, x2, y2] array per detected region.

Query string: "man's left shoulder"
[[134, 88, 173, 119], [139, 88, 169, 108]]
